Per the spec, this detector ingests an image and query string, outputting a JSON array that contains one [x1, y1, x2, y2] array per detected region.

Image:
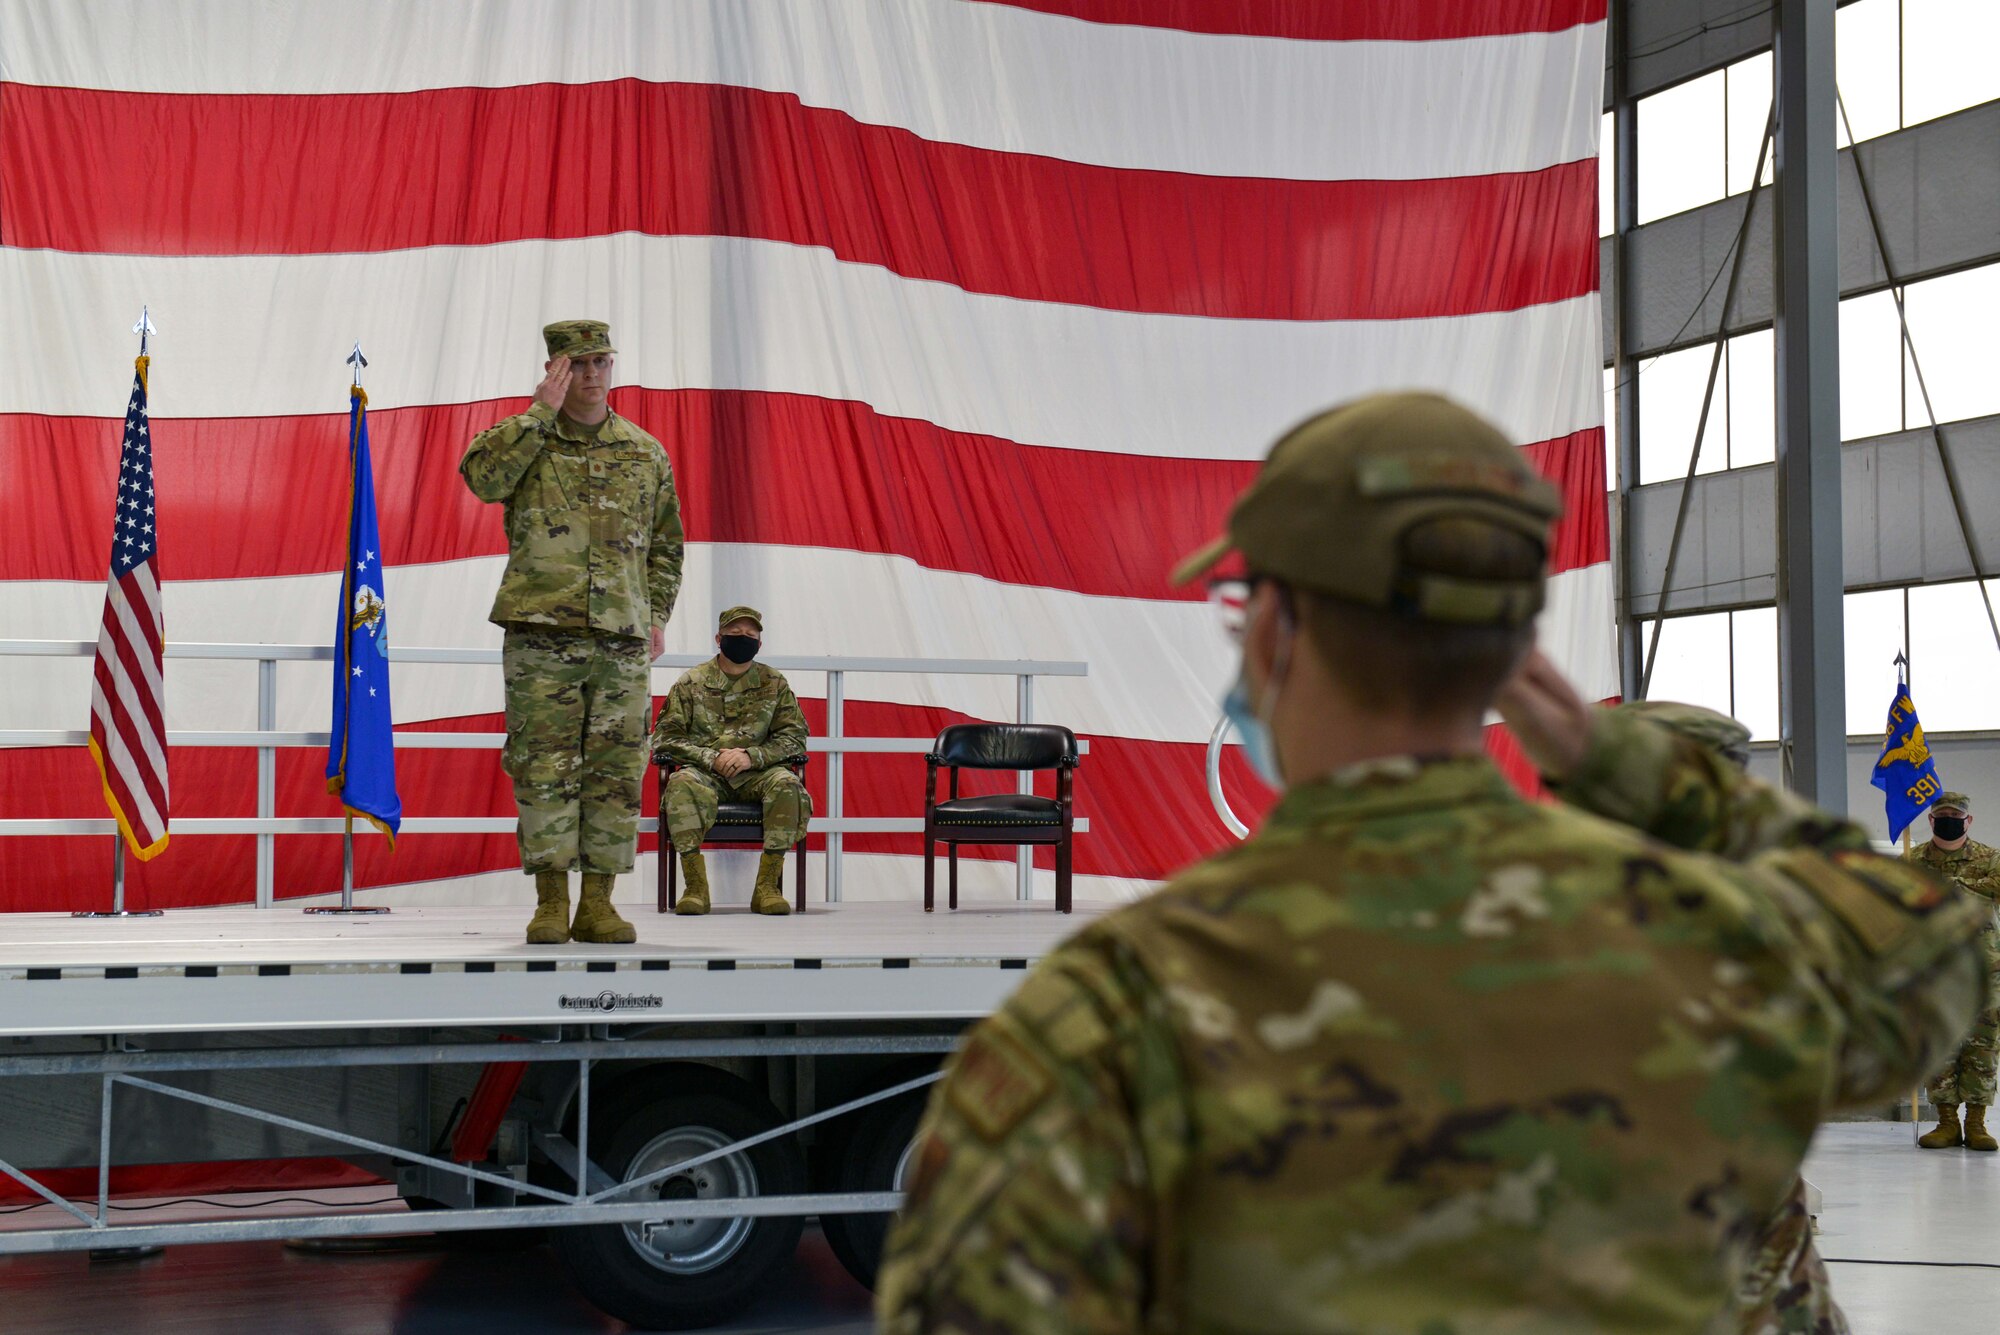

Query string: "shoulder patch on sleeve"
[[1778, 850, 1946, 954], [948, 1026, 1054, 1143]]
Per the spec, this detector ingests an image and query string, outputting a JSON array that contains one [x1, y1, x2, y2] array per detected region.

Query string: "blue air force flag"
[[325, 387, 401, 841], [1871, 680, 1941, 842]]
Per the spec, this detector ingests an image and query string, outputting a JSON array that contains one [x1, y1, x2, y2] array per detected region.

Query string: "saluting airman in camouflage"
[[652, 606, 811, 916], [1619, 702, 1848, 1335], [877, 393, 1990, 1333], [459, 320, 684, 945], [1908, 790, 2000, 1151]]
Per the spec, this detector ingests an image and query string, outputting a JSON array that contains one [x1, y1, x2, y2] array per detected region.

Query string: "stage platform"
[[0, 901, 1114, 1038]]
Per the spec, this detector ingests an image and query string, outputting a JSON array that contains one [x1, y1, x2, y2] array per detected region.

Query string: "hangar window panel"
[[1638, 69, 1726, 224], [1840, 290, 1906, 440], [1600, 111, 1616, 238], [1645, 611, 1735, 718], [1727, 331, 1776, 468], [1900, 263, 2000, 428], [1907, 580, 2000, 732], [1844, 588, 1911, 736], [1731, 607, 1780, 741], [1902, 0, 2000, 129], [1638, 343, 1730, 485], [1725, 53, 1774, 195], [1836, 0, 1905, 144]]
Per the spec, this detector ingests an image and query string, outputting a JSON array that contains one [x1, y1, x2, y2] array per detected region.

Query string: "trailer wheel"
[[552, 1085, 805, 1330], [821, 1090, 928, 1291]]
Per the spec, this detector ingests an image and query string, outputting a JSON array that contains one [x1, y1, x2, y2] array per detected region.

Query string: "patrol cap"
[[718, 605, 763, 632], [1171, 392, 1563, 625], [1933, 791, 1971, 815], [543, 319, 617, 361], [1619, 700, 1752, 770]]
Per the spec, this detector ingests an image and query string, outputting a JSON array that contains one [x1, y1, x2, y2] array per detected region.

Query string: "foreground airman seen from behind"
[[1618, 701, 1848, 1335], [876, 392, 1989, 1334]]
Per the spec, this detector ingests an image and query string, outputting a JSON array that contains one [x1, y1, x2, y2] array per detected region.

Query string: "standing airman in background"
[[459, 320, 684, 944], [653, 607, 811, 916], [1909, 791, 2000, 1151], [875, 392, 1989, 1333]]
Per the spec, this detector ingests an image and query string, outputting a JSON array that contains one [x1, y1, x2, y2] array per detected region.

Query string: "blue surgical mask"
[[1223, 605, 1294, 790], [1223, 673, 1283, 789]]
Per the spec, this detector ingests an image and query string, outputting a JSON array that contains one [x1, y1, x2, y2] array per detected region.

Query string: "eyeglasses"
[[1207, 577, 1251, 643]]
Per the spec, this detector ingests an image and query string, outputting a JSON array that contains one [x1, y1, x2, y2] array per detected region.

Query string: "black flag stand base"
[[73, 836, 165, 919], [304, 817, 391, 915]]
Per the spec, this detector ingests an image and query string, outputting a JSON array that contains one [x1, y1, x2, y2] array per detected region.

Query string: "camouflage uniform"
[[459, 321, 684, 875], [876, 393, 1990, 1335], [1612, 705, 1846, 1335], [652, 659, 811, 852], [1906, 834, 2000, 1107], [878, 713, 1988, 1333]]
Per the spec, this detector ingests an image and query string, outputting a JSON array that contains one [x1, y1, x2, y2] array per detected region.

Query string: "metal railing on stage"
[[0, 640, 1088, 910]]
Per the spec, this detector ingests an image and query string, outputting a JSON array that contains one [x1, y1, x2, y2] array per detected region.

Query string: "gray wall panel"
[[1614, 0, 1773, 107], [1607, 100, 2000, 362], [1626, 413, 2000, 615], [1745, 732, 2000, 840]]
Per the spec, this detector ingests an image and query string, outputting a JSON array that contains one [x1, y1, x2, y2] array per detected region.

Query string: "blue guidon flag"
[[1871, 676, 1941, 843], [325, 385, 401, 841]]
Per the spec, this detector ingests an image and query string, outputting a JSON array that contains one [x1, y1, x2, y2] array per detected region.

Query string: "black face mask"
[[719, 634, 760, 665], [1933, 815, 1968, 842]]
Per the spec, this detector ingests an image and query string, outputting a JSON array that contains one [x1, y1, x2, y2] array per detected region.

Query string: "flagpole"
[[75, 310, 166, 920], [308, 345, 390, 916]]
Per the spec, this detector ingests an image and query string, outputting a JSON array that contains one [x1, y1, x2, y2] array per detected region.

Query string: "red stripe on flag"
[[0, 82, 1599, 323], [0, 397, 1607, 598], [974, 0, 1607, 40], [2, 696, 1560, 909]]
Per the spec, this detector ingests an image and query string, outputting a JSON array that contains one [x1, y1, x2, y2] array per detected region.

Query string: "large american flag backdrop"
[[0, 1, 1613, 911]]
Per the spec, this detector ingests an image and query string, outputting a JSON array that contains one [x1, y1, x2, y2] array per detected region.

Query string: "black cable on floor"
[[1822, 1258, 2000, 1270], [0, 1194, 401, 1216]]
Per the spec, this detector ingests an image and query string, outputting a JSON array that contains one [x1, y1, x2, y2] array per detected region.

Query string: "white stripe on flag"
[[1, 239, 1603, 458], [6, 553, 1619, 742], [0, 0, 1604, 181]]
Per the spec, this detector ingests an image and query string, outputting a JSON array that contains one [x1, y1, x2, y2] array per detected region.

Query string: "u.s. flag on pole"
[[87, 354, 170, 860]]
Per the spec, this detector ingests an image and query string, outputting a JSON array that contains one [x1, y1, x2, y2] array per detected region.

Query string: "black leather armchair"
[[657, 757, 810, 914], [923, 723, 1079, 913]]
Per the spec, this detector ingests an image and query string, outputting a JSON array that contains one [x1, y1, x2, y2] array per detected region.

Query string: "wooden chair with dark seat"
[[657, 758, 810, 914], [923, 723, 1079, 913]]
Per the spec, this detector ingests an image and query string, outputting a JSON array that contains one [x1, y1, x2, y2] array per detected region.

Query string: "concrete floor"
[[0, 1123, 1988, 1332], [1804, 1121, 2000, 1334]]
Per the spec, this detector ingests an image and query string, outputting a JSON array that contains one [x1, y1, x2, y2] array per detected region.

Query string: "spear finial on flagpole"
[[1894, 650, 1910, 682], [347, 341, 368, 389], [132, 307, 156, 357]]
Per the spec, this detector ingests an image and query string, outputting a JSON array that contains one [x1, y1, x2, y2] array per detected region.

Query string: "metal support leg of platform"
[[1016, 674, 1034, 901]]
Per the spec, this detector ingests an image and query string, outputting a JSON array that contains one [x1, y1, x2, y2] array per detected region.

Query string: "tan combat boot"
[[674, 852, 711, 916], [526, 871, 570, 945], [1918, 1103, 1963, 1149], [1964, 1104, 1998, 1152], [570, 872, 637, 944], [751, 851, 792, 916]]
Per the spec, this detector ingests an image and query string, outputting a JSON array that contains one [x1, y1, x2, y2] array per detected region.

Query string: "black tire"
[[820, 1091, 928, 1292], [551, 1084, 806, 1330]]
